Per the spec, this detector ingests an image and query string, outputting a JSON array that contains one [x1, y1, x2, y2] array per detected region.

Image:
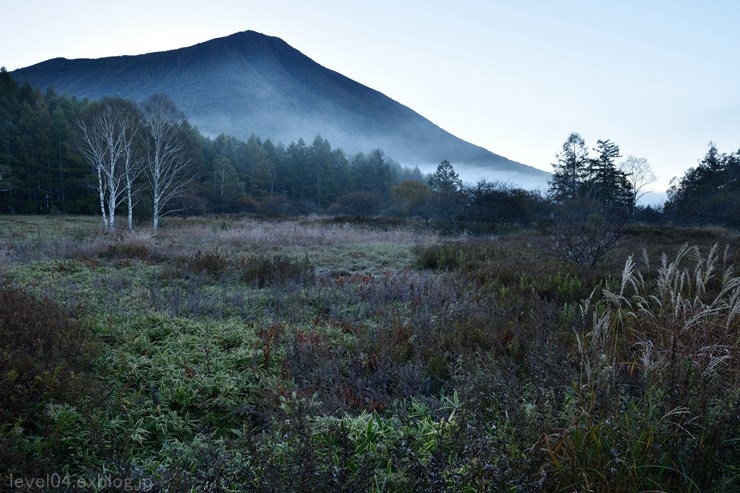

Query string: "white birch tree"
[[77, 98, 143, 231], [76, 100, 124, 230], [77, 108, 110, 230], [117, 100, 144, 230], [141, 94, 190, 231], [618, 155, 656, 214]]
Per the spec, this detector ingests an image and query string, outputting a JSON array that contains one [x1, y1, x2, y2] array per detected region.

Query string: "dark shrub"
[[0, 288, 98, 475], [0, 288, 94, 423], [163, 250, 229, 281], [241, 255, 314, 288], [183, 250, 228, 278], [101, 240, 153, 261], [413, 242, 465, 270]]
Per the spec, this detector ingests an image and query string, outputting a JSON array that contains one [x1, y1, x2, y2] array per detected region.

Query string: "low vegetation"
[[0, 215, 737, 491]]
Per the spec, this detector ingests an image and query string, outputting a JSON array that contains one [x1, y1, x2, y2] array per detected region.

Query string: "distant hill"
[[12, 30, 549, 187]]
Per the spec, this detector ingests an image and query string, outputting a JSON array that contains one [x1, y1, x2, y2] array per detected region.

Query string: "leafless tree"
[[77, 100, 124, 230], [117, 100, 144, 230], [618, 155, 656, 214], [545, 199, 626, 267], [141, 94, 191, 231], [77, 98, 143, 231]]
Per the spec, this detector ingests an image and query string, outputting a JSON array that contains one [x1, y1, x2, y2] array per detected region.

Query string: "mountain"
[[11, 30, 549, 186]]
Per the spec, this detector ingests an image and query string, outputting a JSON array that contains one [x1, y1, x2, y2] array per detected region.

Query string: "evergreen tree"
[[245, 134, 272, 198], [549, 132, 589, 201], [586, 139, 632, 210], [331, 147, 351, 199], [286, 138, 308, 203], [666, 143, 740, 227], [428, 159, 462, 194], [368, 148, 392, 200], [309, 135, 332, 207], [549, 134, 632, 213], [350, 152, 371, 193], [210, 157, 239, 212], [428, 160, 464, 230]]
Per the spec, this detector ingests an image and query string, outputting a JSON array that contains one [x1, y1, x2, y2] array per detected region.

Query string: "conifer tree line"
[[665, 143, 740, 228], [549, 132, 635, 211], [0, 69, 425, 227], [1, 69, 738, 230]]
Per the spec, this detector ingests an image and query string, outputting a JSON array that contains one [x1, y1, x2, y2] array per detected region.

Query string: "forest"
[[2, 68, 739, 231]]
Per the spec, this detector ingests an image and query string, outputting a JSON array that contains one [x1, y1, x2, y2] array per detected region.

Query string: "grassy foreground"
[[1, 215, 738, 492]]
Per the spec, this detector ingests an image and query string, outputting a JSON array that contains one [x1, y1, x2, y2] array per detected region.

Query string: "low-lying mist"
[[192, 114, 551, 191]]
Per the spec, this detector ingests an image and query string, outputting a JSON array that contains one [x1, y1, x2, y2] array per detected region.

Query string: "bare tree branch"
[[619, 155, 656, 213], [76, 98, 145, 231], [141, 94, 191, 231]]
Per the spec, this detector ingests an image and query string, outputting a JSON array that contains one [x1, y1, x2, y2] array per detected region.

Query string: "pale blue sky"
[[2, 1, 739, 200]]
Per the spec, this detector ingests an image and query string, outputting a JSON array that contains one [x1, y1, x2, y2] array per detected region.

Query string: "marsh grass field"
[[1, 215, 738, 492]]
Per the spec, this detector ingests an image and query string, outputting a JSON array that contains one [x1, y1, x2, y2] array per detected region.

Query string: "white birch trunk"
[[153, 189, 160, 231], [96, 165, 109, 230], [108, 166, 117, 231], [127, 178, 134, 230], [152, 161, 161, 230]]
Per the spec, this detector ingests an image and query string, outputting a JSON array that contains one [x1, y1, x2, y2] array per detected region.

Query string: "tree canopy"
[[0, 74, 425, 219], [665, 143, 740, 228], [549, 133, 634, 213], [2, 71, 737, 232]]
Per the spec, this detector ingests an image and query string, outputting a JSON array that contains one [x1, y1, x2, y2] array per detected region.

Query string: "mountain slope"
[[12, 30, 549, 184]]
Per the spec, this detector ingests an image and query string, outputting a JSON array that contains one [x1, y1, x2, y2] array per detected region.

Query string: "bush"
[[102, 241, 151, 260], [100, 231, 158, 262], [241, 255, 314, 288], [180, 250, 229, 278], [0, 288, 98, 476], [158, 249, 230, 282], [545, 199, 627, 267], [545, 244, 740, 491], [413, 242, 466, 270], [0, 289, 94, 424]]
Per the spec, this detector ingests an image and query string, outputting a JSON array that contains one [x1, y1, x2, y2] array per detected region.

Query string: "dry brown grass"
[[158, 216, 440, 249], [547, 243, 740, 491]]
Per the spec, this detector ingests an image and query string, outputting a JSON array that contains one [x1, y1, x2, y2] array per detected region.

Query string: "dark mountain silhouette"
[[12, 30, 549, 186]]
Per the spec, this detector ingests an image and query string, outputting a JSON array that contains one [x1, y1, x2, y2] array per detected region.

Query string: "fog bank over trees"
[[1, 69, 737, 231], [10, 30, 550, 188]]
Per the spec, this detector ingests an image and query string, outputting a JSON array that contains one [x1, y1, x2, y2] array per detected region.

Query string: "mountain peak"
[[12, 31, 548, 186], [199, 29, 289, 50]]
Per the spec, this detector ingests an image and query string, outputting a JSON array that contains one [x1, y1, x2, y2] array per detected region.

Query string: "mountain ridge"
[[12, 30, 549, 185]]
